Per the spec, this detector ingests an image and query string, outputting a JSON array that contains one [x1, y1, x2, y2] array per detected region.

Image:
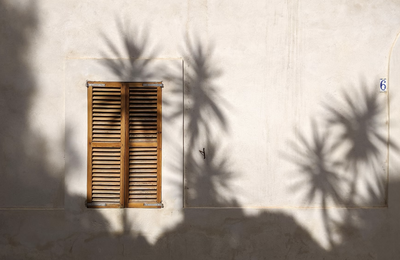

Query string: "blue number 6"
[[380, 79, 387, 91]]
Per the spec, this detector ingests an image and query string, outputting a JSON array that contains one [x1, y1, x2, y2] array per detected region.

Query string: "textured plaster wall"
[[1, 0, 400, 259]]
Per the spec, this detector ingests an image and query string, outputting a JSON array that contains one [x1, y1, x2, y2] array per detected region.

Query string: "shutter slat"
[[129, 169, 157, 173], [93, 113, 121, 116], [130, 101, 157, 104], [93, 173, 120, 177], [93, 87, 121, 91], [93, 121, 121, 125], [92, 194, 120, 198], [92, 156, 120, 160], [129, 104, 157, 108], [129, 134, 157, 138], [130, 182, 157, 186], [130, 178, 157, 181], [93, 134, 121, 138], [129, 147, 157, 151], [93, 109, 121, 112], [93, 138, 121, 142], [130, 152, 157, 155], [129, 186, 157, 190], [129, 173, 157, 177], [129, 160, 157, 164], [129, 164, 157, 168], [92, 152, 120, 155], [130, 156, 157, 159], [93, 182, 121, 185], [93, 130, 121, 134], [93, 96, 121, 100], [93, 161, 120, 165], [92, 186, 120, 190], [92, 177, 120, 181], [129, 195, 157, 199], [93, 92, 121, 96], [93, 126, 121, 129], [93, 190, 120, 194], [93, 117, 121, 121], [129, 130, 157, 133], [93, 104, 121, 108], [92, 198, 120, 202], [93, 101, 121, 104], [130, 122, 157, 125], [130, 190, 157, 194], [92, 165, 120, 168], [130, 113, 157, 117], [93, 169, 120, 173]]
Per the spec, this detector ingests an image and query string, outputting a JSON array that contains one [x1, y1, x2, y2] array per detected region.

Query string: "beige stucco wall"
[[1, 0, 400, 259]]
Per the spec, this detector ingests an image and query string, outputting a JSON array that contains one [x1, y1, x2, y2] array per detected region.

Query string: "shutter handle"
[[199, 148, 206, 159]]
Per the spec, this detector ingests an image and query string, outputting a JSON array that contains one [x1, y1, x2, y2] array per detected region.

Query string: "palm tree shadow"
[[166, 37, 228, 134], [288, 120, 345, 206], [286, 79, 397, 247], [176, 37, 235, 207], [0, 1, 66, 208], [324, 82, 396, 205], [99, 23, 237, 208], [100, 19, 160, 80], [286, 120, 345, 246]]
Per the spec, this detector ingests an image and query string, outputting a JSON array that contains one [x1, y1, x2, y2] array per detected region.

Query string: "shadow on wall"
[[63, 29, 326, 260], [165, 37, 235, 207], [61, 26, 400, 259], [0, 0, 63, 207], [100, 20, 160, 80], [286, 80, 397, 247], [1, 10, 400, 258]]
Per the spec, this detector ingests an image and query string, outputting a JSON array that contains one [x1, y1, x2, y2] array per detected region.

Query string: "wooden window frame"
[[87, 82, 162, 208]]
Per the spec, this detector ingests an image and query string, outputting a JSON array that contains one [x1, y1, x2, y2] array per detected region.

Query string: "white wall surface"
[[1, 0, 400, 259]]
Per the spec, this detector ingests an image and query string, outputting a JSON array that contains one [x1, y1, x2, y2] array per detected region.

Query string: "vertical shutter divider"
[[157, 86, 162, 203], [120, 83, 127, 207], [87, 85, 94, 203]]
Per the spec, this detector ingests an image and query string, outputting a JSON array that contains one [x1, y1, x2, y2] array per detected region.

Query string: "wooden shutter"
[[87, 82, 126, 208], [126, 83, 162, 208], [87, 82, 162, 208]]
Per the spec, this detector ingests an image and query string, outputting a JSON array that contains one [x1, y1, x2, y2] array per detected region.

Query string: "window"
[[87, 82, 162, 208]]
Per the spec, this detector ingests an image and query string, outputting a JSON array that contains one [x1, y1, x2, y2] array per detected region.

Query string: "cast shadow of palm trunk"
[[0, 1, 64, 207]]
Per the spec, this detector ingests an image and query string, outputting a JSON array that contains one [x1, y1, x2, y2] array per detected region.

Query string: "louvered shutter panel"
[[87, 82, 126, 208], [126, 83, 162, 208]]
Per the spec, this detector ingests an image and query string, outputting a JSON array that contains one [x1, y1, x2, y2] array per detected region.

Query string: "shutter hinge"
[[143, 203, 164, 208], [87, 82, 105, 87], [86, 202, 121, 207], [143, 83, 164, 88]]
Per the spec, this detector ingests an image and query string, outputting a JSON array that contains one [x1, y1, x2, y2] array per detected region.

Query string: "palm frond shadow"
[[3, 8, 399, 256], [286, 81, 396, 246], [160, 36, 236, 207], [100, 20, 160, 80], [288, 121, 345, 206], [180, 38, 236, 207], [324, 85, 395, 205], [165, 37, 228, 146], [184, 139, 239, 207]]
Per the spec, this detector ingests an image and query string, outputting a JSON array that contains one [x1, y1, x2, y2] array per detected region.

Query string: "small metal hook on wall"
[[199, 148, 206, 159]]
